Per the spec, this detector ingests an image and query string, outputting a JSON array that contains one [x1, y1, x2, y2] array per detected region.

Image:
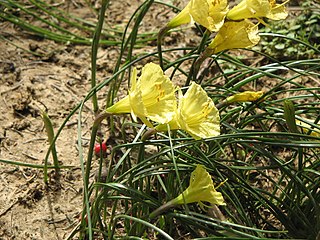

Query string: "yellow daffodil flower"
[[149, 165, 225, 218], [171, 165, 226, 206], [167, 0, 229, 32], [156, 82, 220, 140], [106, 63, 176, 127], [208, 20, 260, 53], [227, 0, 288, 21], [226, 91, 264, 103], [296, 119, 320, 138]]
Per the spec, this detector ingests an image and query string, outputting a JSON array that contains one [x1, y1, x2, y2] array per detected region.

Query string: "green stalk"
[[127, 0, 154, 66], [79, 112, 109, 239], [1, 0, 120, 45], [91, 0, 109, 113], [185, 29, 211, 85], [284, 100, 303, 207], [0, 158, 72, 169], [85, 113, 110, 188], [28, 0, 95, 35], [79, 1, 109, 238], [157, 26, 170, 69], [111, 215, 174, 240], [13, 0, 80, 38], [42, 112, 59, 183], [77, 106, 92, 240], [149, 199, 175, 219]]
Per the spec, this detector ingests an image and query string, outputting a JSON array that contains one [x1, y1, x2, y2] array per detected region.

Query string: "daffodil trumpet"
[[149, 165, 225, 219], [208, 20, 260, 54], [160, 0, 230, 67], [167, 0, 229, 32], [155, 82, 220, 140], [106, 63, 176, 128]]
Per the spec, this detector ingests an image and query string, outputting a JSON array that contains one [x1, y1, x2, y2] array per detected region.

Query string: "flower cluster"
[[167, 0, 288, 53], [105, 0, 290, 219], [106, 63, 220, 140]]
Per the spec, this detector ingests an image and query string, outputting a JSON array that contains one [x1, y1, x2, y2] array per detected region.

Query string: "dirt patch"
[[1, 4, 102, 240], [0, 38, 89, 240]]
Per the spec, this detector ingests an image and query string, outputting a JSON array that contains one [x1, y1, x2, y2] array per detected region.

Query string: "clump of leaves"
[[254, 1, 319, 60]]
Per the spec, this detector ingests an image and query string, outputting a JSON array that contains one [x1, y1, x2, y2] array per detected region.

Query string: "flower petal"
[[155, 83, 220, 140], [226, 91, 264, 103], [138, 63, 176, 124], [178, 82, 220, 139], [189, 0, 229, 32], [129, 67, 148, 121], [106, 63, 175, 126], [208, 20, 260, 53], [172, 165, 226, 206], [267, 2, 288, 20], [227, 0, 288, 20]]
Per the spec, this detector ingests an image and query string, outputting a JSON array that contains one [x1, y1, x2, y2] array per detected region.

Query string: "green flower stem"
[[284, 100, 304, 205], [157, 26, 170, 69], [149, 199, 176, 219], [81, 111, 110, 239], [186, 31, 213, 85], [0, 158, 73, 169], [215, 100, 228, 109], [91, 0, 109, 114], [141, 128, 158, 141], [84, 112, 110, 187]]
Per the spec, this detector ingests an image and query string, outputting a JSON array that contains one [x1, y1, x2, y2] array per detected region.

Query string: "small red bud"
[[94, 142, 107, 157]]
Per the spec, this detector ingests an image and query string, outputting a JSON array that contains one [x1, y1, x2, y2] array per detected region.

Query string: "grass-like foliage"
[[1, 0, 320, 239]]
